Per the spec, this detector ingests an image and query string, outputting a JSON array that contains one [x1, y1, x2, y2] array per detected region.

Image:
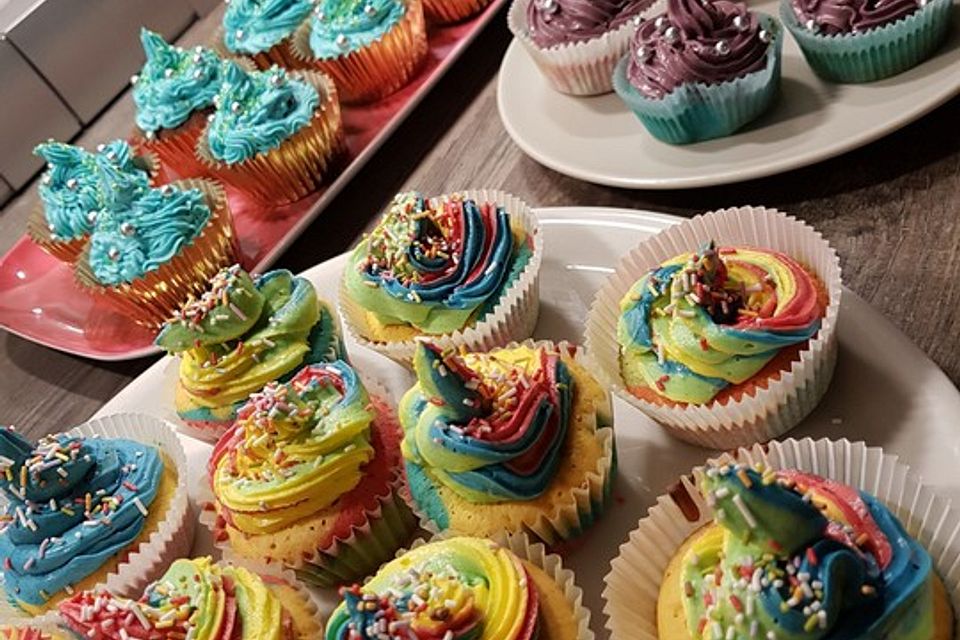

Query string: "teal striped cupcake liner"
[[613, 14, 783, 145], [781, 0, 953, 83]]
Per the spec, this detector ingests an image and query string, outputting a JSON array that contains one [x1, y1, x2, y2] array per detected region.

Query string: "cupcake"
[[584, 206, 841, 448], [507, 0, 655, 95], [612, 0, 782, 145], [26, 140, 159, 264], [73, 172, 239, 330], [197, 62, 346, 205], [290, 0, 429, 104], [221, 0, 315, 69], [423, 0, 494, 24], [400, 341, 615, 546], [155, 264, 346, 441], [0, 417, 190, 616], [325, 533, 593, 640], [58, 556, 323, 638], [132, 29, 227, 177], [338, 190, 543, 365], [603, 438, 957, 639], [202, 361, 417, 588], [782, 0, 952, 82], [0, 619, 67, 640]]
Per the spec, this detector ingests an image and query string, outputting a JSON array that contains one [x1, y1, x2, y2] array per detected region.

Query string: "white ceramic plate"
[[497, 4, 960, 189], [94, 207, 960, 637]]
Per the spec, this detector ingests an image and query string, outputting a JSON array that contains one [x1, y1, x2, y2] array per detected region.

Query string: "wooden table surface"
[[2, 4, 959, 442]]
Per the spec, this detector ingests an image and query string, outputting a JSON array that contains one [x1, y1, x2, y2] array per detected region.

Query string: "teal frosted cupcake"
[[613, 0, 782, 145], [290, 0, 428, 103], [27, 139, 158, 264], [74, 169, 239, 329], [197, 62, 345, 205], [782, 0, 952, 82], [221, 0, 315, 69], [132, 28, 227, 176]]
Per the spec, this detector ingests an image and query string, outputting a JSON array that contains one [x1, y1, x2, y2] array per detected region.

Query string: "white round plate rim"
[[497, 7, 960, 189], [92, 206, 960, 636]]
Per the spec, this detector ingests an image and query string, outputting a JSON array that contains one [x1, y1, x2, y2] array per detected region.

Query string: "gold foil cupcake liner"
[[400, 340, 616, 548], [134, 110, 212, 180], [73, 178, 240, 330], [26, 151, 163, 265], [0, 413, 193, 618], [338, 189, 543, 367], [210, 25, 307, 71], [602, 437, 960, 639], [424, 0, 494, 24], [196, 69, 347, 206], [198, 383, 417, 585], [583, 205, 843, 449], [290, 0, 429, 104]]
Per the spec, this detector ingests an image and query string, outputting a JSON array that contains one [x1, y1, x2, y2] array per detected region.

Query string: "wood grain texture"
[[1, 4, 958, 442]]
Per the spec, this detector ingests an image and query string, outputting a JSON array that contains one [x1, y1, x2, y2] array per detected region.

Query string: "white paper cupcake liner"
[[393, 531, 595, 640], [602, 437, 960, 639], [338, 190, 543, 367], [402, 339, 616, 547], [198, 378, 417, 587], [507, 0, 665, 96], [0, 413, 193, 618], [583, 205, 842, 449]]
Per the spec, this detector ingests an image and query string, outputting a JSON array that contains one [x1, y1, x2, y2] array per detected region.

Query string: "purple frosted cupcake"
[[508, 0, 657, 95], [613, 0, 782, 144], [782, 0, 951, 82]]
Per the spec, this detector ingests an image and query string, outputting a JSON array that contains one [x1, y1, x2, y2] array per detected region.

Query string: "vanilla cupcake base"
[[602, 437, 960, 639]]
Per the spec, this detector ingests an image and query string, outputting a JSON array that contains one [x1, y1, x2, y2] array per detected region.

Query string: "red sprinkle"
[[730, 594, 743, 612], [699, 338, 710, 351], [806, 547, 819, 566]]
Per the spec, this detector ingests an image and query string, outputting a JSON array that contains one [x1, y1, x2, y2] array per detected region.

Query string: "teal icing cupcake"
[[613, 0, 782, 145], [291, 0, 428, 103], [27, 140, 156, 263], [222, 0, 315, 68], [781, 0, 952, 83], [197, 61, 345, 205]]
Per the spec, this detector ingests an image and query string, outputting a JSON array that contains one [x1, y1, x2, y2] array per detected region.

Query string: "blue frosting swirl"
[[0, 428, 163, 608], [34, 140, 151, 241], [132, 28, 225, 133], [88, 177, 211, 286], [223, 0, 315, 54], [205, 62, 319, 164], [308, 0, 406, 59]]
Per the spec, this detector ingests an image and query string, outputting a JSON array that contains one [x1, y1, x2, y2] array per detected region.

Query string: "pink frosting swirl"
[[626, 0, 772, 99], [790, 0, 919, 35], [527, 0, 653, 48]]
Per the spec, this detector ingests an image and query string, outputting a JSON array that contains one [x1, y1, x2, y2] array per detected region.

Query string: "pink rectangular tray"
[[0, 2, 504, 361]]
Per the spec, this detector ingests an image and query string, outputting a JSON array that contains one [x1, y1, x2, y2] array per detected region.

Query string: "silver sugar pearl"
[[919, 0, 928, 6], [635, 45, 650, 62], [106, 151, 117, 161], [42, 174, 52, 185], [654, 16, 667, 30], [193, 69, 204, 80], [758, 28, 772, 43], [732, 14, 748, 30], [805, 18, 817, 30], [195, 45, 204, 53], [230, 101, 242, 113], [108, 247, 120, 261], [207, 113, 216, 122], [161, 184, 175, 196], [144, 130, 156, 140], [633, 14, 644, 26], [47, 223, 56, 233], [235, 28, 245, 40], [364, 3, 378, 16], [335, 33, 349, 48], [87, 210, 98, 224], [663, 25, 679, 42], [714, 39, 730, 55], [66, 178, 78, 190], [192, 52, 203, 63], [130, 74, 140, 85], [269, 73, 283, 86], [120, 222, 136, 237], [164, 68, 174, 78], [96, 143, 106, 153], [538, 0, 558, 13], [314, 8, 326, 19]]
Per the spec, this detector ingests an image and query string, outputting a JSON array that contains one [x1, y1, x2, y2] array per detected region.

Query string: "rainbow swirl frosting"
[[209, 361, 375, 535], [206, 63, 319, 164], [617, 241, 824, 404], [0, 428, 163, 609], [308, 0, 406, 59], [675, 463, 942, 639], [325, 537, 541, 640], [223, 0, 315, 54], [34, 139, 152, 241], [133, 29, 225, 135], [400, 343, 573, 504], [58, 557, 300, 639], [344, 192, 532, 336], [156, 265, 344, 423]]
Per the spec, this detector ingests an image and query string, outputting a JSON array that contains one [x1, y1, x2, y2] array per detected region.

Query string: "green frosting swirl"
[[308, 0, 406, 59], [205, 62, 319, 164], [223, 0, 315, 54], [132, 28, 225, 134]]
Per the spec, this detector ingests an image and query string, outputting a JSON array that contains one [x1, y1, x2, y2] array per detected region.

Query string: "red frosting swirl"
[[626, 0, 772, 99], [526, 0, 652, 48], [790, 0, 919, 35]]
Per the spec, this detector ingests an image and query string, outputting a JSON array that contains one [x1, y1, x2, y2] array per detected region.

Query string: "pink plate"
[[0, 2, 505, 361]]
